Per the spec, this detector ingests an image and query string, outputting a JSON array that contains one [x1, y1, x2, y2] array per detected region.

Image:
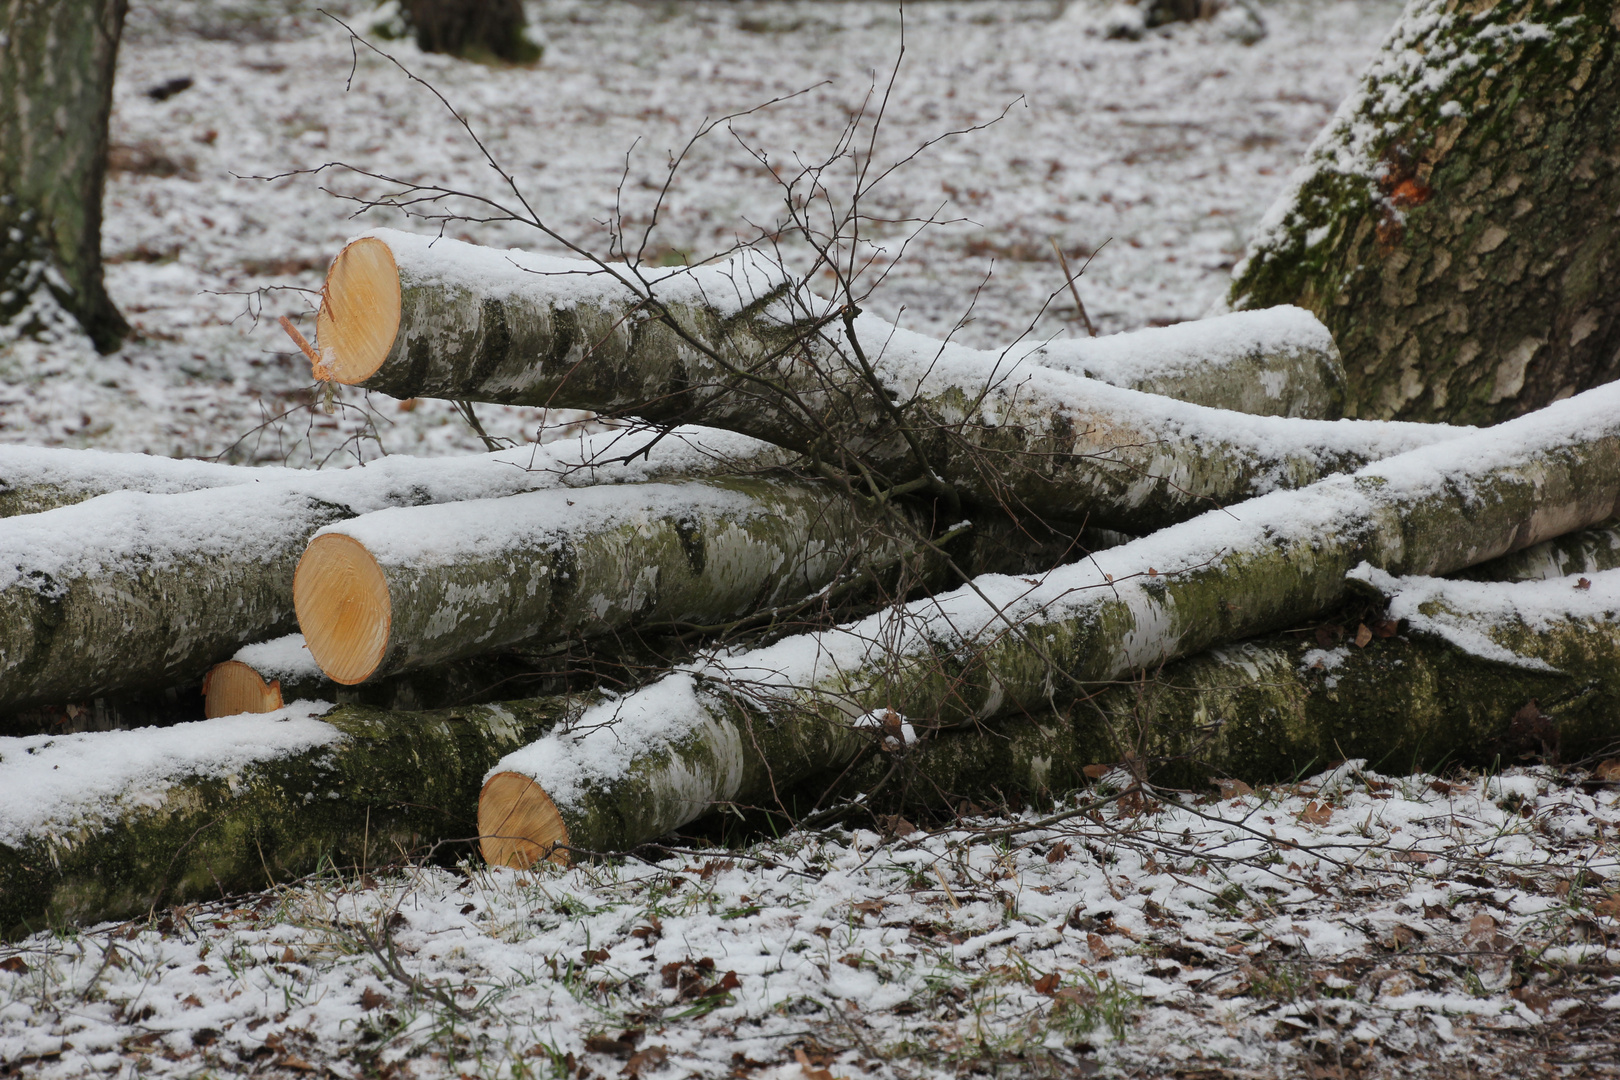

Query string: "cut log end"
[[202, 660, 284, 718], [478, 771, 569, 869], [294, 533, 392, 685], [314, 236, 401, 384]]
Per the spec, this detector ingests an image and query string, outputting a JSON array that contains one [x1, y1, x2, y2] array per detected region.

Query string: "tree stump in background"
[[403, 0, 541, 64]]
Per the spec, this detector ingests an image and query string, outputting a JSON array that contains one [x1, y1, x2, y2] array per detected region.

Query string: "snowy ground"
[[4, 764, 1619, 1078], [6, 0, 1620, 1076]]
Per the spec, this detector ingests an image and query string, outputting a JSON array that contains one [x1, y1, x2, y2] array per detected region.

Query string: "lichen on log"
[[313, 230, 1466, 533], [480, 377, 1620, 865], [1228, 0, 1620, 425]]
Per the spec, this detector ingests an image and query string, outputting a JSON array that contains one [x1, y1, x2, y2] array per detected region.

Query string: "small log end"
[[294, 533, 393, 686], [478, 771, 569, 869], [315, 236, 401, 385], [203, 660, 285, 718]]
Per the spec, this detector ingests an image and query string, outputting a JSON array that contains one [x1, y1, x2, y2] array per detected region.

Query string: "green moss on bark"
[[1230, 0, 1620, 425], [0, 698, 566, 939]]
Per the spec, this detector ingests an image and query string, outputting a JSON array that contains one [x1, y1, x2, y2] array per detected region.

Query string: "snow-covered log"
[[1459, 518, 1620, 584], [0, 427, 779, 713], [293, 477, 911, 686], [0, 446, 303, 518], [0, 698, 564, 938], [1028, 305, 1344, 418], [202, 633, 551, 719], [479, 377, 1620, 865], [828, 623, 1616, 808], [312, 231, 1464, 533]]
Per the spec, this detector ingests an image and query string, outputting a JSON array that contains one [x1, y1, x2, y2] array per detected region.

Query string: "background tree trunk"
[[402, 0, 540, 64], [0, 0, 129, 352], [1228, 0, 1620, 426]]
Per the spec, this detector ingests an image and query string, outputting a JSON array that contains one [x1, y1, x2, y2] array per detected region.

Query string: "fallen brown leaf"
[[1297, 801, 1333, 826], [359, 987, 387, 1012], [1354, 623, 1373, 648], [1213, 778, 1253, 799], [1086, 933, 1114, 961], [1032, 971, 1060, 995]]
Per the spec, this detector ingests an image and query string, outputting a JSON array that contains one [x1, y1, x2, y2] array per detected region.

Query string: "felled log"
[[478, 377, 1620, 865], [1227, 0, 1620, 425], [0, 427, 777, 713], [293, 477, 909, 686], [1028, 305, 1342, 418], [203, 633, 555, 718], [1459, 518, 1620, 583], [0, 698, 564, 939], [824, 619, 1620, 810], [311, 230, 1466, 532], [0, 445, 300, 518]]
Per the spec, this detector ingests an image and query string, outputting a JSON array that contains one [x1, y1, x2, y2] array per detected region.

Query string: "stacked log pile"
[[4, 227, 1619, 936]]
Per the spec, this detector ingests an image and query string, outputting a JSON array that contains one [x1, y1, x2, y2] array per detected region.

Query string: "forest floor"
[[3, 0, 1620, 1076]]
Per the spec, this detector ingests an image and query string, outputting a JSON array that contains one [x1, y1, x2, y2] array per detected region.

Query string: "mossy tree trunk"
[[1229, 0, 1620, 425], [0, 0, 129, 351], [0, 699, 566, 940]]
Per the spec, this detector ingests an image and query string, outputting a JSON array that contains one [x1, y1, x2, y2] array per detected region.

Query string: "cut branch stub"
[[314, 237, 401, 384], [293, 533, 393, 685]]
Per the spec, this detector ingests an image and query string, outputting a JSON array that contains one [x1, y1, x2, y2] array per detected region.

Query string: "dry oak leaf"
[[1213, 778, 1253, 799], [1046, 841, 1072, 864], [0, 957, 28, 974], [1354, 623, 1373, 648], [1592, 895, 1620, 919], [1462, 912, 1500, 948], [359, 987, 387, 1011], [1081, 763, 1110, 779], [1593, 760, 1620, 782], [1296, 801, 1334, 826], [1032, 971, 1061, 995], [621, 1046, 667, 1078], [1085, 933, 1114, 961], [794, 1047, 839, 1080]]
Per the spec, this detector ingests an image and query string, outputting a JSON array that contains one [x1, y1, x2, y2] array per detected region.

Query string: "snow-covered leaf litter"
[[2, 764, 1617, 1078]]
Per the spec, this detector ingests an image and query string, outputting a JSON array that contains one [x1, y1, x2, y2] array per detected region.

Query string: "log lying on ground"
[[824, 616, 1620, 810], [0, 698, 566, 939], [294, 477, 914, 686], [0, 445, 304, 518], [0, 427, 779, 713], [203, 633, 559, 719], [1457, 518, 1620, 583], [479, 377, 1620, 866], [1028, 305, 1344, 419], [1356, 565, 1620, 683], [312, 230, 1467, 532]]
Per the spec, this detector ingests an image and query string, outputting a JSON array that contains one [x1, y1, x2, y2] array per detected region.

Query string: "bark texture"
[[0, 0, 128, 351], [484, 379, 1620, 861], [0, 434, 768, 713], [1229, 0, 1620, 425], [299, 477, 918, 685], [1460, 518, 1620, 582], [320, 232, 1461, 533], [827, 629, 1614, 809], [0, 699, 565, 939]]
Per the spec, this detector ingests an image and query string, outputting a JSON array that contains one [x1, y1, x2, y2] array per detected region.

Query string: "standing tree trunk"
[[1228, 0, 1620, 426], [403, 0, 540, 64], [0, 0, 129, 352]]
